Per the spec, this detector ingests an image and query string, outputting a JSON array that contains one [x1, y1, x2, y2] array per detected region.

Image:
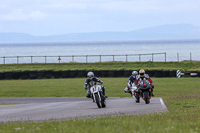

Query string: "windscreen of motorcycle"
[[90, 85, 102, 93]]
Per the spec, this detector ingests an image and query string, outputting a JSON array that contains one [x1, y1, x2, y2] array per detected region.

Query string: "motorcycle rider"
[[124, 71, 138, 95], [84, 71, 107, 98], [136, 69, 154, 96]]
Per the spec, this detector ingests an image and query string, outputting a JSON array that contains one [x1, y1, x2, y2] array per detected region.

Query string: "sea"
[[0, 40, 200, 64]]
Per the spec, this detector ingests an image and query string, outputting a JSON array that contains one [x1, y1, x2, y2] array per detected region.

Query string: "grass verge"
[[0, 61, 200, 72], [0, 78, 200, 132], [0, 103, 19, 105]]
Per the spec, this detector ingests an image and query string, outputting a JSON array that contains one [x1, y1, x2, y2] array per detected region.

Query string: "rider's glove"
[[84, 85, 87, 90]]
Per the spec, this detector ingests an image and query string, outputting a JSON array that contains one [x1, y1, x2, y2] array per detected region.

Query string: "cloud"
[[0, 0, 200, 35], [0, 10, 47, 21], [1, 0, 200, 19]]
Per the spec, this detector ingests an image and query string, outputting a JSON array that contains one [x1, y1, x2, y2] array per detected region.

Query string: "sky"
[[0, 0, 200, 36]]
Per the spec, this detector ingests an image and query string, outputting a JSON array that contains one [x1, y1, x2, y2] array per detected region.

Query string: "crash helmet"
[[139, 69, 145, 77], [132, 71, 138, 76], [87, 71, 94, 79]]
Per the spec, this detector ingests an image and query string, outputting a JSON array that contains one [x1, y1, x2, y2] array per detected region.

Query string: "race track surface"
[[0, 97, 168, 123]]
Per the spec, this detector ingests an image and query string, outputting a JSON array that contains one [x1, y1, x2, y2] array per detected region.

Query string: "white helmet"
[[132, 71, 138, 76], [87, 71, 94, 79]]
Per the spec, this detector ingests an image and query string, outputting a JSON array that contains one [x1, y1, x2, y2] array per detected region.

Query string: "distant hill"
[[0, 24, 200, 42]]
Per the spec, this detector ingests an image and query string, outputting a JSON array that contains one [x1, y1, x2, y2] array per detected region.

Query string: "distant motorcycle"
[[137, 78, 152, 104], [89, 81, 106, 108]]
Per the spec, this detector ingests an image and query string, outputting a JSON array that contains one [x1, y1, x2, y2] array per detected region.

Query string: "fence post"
[[100, 55, 101, 63], [177, 53, 179, 62], [152, 53, 154, 62], [165, 52, 166, 62], [45, 56, 47, 63], [31, 56, 33, 63], [3, 57, 5, 64], [72, 56, 74, 62], [126, 54, 128, 62], [17, 56, 19, 64], [58, 56, 61, 63], [113, 55, 114, 62], [190, 52, 192, 61], [139, 54, 141, 62], [86, 55, 88, 63]]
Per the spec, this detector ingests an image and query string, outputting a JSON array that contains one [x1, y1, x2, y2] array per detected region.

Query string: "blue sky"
[[0, 0, 200, 36]]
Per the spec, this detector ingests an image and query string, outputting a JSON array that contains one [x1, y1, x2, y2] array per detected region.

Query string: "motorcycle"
[[130, 83, 140, 103], [124, 83, 140, 103], [89, 81, 106, 108], [137, 78, 152, 104]]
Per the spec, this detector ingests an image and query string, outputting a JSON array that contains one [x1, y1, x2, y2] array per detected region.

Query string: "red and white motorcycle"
[[89, 81, 106, 108], [124, 82, 140, 103]]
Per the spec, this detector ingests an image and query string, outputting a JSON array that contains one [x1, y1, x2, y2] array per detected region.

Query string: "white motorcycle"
[[131, 83, 140, 103], [124, 82, 140, 103], [89, 81, 106, 108]]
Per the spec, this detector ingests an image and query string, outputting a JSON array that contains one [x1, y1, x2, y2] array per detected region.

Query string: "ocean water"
[[0, 41, 200, 64]]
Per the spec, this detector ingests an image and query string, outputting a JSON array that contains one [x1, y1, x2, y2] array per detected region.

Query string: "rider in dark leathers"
[[136, 69, 154, 96], [84, 71, 107, 98], [124, 71, 138, 95]]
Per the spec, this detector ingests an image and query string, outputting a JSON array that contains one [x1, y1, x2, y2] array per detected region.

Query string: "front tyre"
[[143, 91, 150, 104], [94, 93, 102, 108]]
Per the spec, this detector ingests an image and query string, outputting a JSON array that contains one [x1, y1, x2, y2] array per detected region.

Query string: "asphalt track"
[[0, 97, 168, 123]]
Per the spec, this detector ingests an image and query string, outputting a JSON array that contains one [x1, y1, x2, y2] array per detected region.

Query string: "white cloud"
[[0, 0, 200, 35], [0, 10, 47, 21], [1, 0, 200, 17]]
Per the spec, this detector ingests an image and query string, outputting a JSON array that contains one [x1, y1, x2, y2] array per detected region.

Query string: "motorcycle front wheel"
[[143, 91, 150, 104], [94, 93, 102, 108]]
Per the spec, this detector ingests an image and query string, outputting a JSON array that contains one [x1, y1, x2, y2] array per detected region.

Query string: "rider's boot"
[[152, 92, 154, 97], [129, 91, 132, 96], [151, 87, 155, 97], [86, 90, 91, 98], [135, 99, 140, 103], [151, 85, 154, 97]]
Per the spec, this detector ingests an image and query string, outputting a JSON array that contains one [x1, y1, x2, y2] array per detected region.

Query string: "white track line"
[[159, 98, 169, 112]]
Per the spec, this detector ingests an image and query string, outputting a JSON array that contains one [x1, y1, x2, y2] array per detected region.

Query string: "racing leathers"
[[136, 75, 154, 96], [124, 75, 138, 94], [84, 77, 106, 98]]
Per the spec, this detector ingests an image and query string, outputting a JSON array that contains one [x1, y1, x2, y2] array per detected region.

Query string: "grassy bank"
[[0, 78, 200, 132], [0, 78, 200, 97], [0, 61, 200, 72]]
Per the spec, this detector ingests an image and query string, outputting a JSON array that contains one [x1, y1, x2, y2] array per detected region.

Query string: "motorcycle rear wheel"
[[101, 99, 106, 108], [99, 92, 106, 108]]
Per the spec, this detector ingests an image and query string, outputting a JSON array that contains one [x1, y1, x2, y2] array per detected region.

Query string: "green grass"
[[0, 78, 200, 132], [0, 103, 19, 105], [0, 61, 200, 72], [0, 78, 199, 97]]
